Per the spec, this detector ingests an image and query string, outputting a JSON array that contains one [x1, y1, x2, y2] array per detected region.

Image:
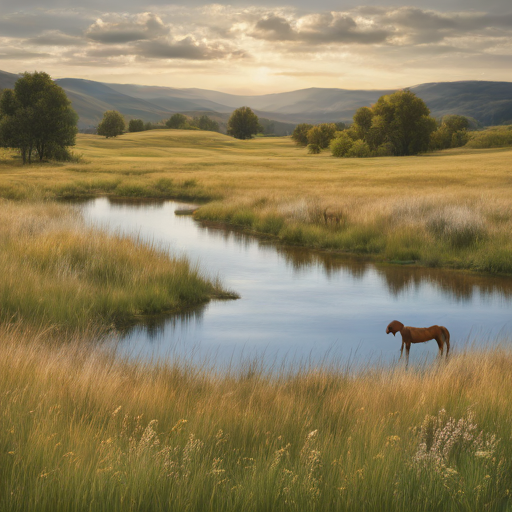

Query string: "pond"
[[81, 198, 512, 367]]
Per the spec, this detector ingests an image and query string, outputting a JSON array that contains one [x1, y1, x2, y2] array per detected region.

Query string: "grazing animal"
[[323, 207, 342, 226], [386, 320, 450, 364]]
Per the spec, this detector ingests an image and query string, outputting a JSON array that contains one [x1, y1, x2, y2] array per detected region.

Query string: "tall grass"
[[0, 200, 235, 330], [1, 325, 512, 511], [196, 195, 512, 273], [2, 131, 512, 274]]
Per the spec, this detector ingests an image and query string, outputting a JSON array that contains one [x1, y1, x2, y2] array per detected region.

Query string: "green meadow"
[[1, 129, 512, 510], [1, 129, 511, 275]]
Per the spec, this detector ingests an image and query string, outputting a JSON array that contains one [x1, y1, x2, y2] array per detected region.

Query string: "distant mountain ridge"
[[0, 69, 511, 130]]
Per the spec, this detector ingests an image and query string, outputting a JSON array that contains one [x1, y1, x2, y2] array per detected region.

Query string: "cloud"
[[136, 37, 241, 60], [85, 13, 169, 43], [27, 31, 87, 46], [251, 12, 390, 44]]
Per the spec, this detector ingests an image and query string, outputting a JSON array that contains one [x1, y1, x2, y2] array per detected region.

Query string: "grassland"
[[2, 325, 512, 512], [2, 131, 512, 511], [1, 130, 511, 274], [0, 200, 234, 330]]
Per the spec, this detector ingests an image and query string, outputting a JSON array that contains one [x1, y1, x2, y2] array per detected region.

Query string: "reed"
[[1, 325, 512, 511], [0, 200, 234, 330]]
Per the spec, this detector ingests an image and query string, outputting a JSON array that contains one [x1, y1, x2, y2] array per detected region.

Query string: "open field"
[[1, 326, 512, 511], [0, 200, 234, 330], [1, 130, 511, 274]]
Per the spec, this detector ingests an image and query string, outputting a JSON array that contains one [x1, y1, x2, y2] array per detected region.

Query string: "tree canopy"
[[166, 113, 188, 129], [0, 71, 78, 163], [128, 119, 144, 132], [291, 123, 314, 146], [227, 107, 262, 140], [193, 115, 220, 132], [97, 111, 125, 138], [331, 90, 437, 158]]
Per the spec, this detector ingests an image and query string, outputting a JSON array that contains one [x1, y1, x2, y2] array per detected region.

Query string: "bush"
[[166, 114, 188, 129], [307, 123, 337, 149], [466, 126, 512, 149], [291, 123, 314, 146], [330, 132, 354, 157], [128, 119, 145, 132], [307, 143, 321, 154], [347, 140, 371, 158]]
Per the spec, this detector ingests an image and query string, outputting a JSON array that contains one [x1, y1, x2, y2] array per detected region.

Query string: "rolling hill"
[[0, 69, 511, 130]]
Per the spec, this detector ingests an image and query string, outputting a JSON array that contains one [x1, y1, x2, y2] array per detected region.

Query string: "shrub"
[[128, 119, 145, 132], [330, 132, 354, 157], [307, 143, 321, 154], [346, 140, 371, 158], [307, 123, 337, 149], [466, 126, 512, 149], [291, 123, 314, 146]]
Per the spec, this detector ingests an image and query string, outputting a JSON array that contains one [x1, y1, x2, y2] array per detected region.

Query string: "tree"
[[291, 123, 313, 146], [227, 107, 262, 140], [166, 113, 188, 129], [306, 123, 337, 149], [430, 115, 471, 150], [371, 90, 436, 156], [97, 110, 125, 138], [128, 119, 144, 132], [330, 132, 354, 157], [192, 115, 219, 132], [0, 71, 78, 163]]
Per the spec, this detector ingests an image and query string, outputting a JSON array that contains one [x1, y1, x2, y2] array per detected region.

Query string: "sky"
[[0, 0, 511, 94]]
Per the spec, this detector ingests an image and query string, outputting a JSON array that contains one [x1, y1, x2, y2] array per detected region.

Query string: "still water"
[[81, 198, 512, 366]]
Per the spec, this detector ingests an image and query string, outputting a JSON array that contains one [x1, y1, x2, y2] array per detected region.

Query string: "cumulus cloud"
[[136, 37, 242, 60], [86, 13, 169, 43], [0, 4, 511, 89], [251, 12, 390, 44]]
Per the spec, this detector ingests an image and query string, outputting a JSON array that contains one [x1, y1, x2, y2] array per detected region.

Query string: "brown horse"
[[386, 320, 450, 364]]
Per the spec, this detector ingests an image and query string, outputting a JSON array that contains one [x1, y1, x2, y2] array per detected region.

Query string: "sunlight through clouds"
[[0, 3, 510, 92]]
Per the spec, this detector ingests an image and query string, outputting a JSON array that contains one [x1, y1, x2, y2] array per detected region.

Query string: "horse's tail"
[[440, 326, 450, 357]]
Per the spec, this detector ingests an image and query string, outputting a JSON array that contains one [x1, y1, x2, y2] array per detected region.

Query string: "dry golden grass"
[[0, 199, 234, 329], [1, 130, 512, 273], [1, 324, 512, 511]]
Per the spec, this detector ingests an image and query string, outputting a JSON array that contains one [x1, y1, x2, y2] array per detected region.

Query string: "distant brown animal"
[[386, 320, 450, 364], [323, 207, 342, 226]]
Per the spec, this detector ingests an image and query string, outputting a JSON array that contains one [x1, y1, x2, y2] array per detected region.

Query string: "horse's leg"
[[405, 343, 410, 368]]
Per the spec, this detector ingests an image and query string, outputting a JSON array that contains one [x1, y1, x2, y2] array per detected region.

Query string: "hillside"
[[0, 70, 511, 129]]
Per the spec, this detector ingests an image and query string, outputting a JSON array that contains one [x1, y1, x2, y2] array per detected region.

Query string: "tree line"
[[0, 72, 474, 164], [292, 90, 472, 158]]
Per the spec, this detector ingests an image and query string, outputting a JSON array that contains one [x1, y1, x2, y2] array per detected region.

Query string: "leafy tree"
[[97, 110, 125, 138], [307, 123, 337, 149], [371, 90, 436, 156], [192, 115, 219, 132], [292, 123, 313, 146], [227, 107, 262, 140], [330, 132, 354, 157], [352, 107, 373, 139], [128, 119, 144, 132], [430, 115, 471, 150], [0, 71, 78, 163], [166, 113, 188, 129]]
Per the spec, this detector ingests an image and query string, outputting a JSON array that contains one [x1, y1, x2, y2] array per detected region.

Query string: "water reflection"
[[198, 220, 512, 304], [80, 198, 512, 365]]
